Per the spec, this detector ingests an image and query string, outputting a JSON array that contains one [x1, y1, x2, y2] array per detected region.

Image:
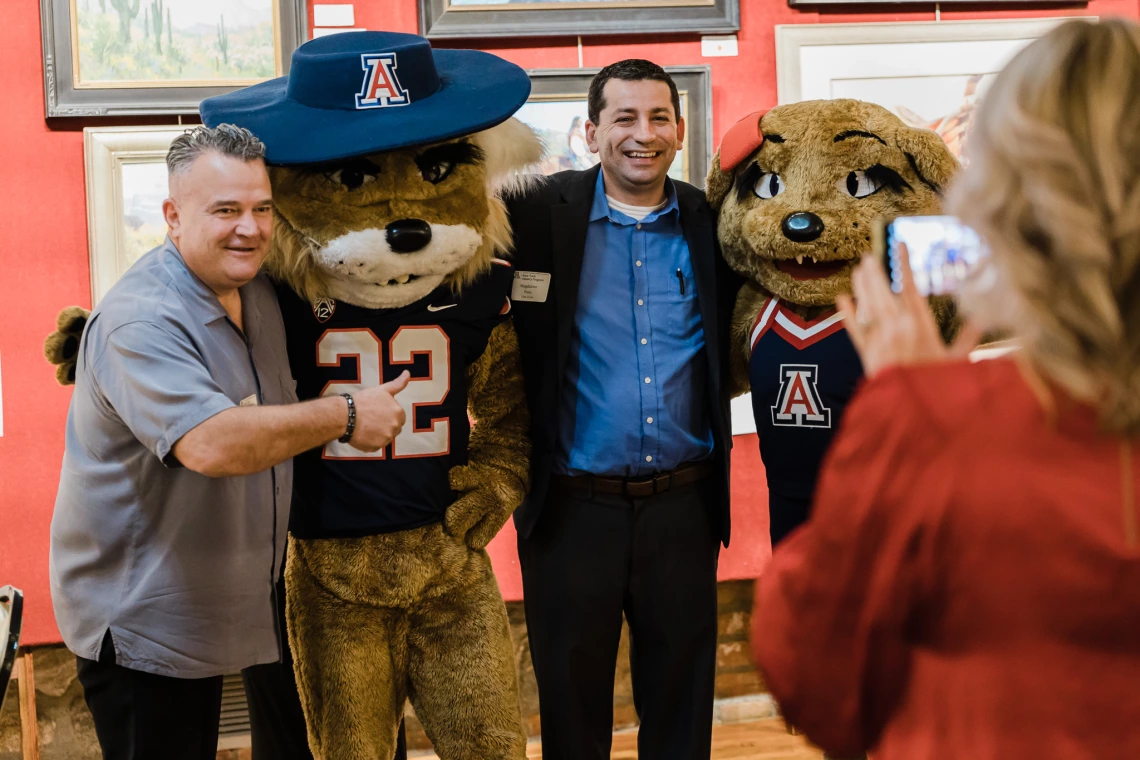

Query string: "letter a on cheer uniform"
[[749, 298, 863, 545], [356, 53, 409, 109], [772, 365, 831, 428]]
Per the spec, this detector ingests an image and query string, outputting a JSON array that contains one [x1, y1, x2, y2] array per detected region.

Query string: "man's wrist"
[[339, 394, 356, 443]]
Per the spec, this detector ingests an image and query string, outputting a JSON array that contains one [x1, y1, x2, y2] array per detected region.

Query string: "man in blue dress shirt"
[[506, 60, 738, 760]]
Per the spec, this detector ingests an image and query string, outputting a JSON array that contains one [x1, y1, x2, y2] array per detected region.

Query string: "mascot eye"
[[840, 170, 883, 198], [422, 160, 456, 185], [328, 167, 377, 191], [753, 172, 786, 200]]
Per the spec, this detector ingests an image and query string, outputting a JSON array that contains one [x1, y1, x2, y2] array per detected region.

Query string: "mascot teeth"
[[795, 255, 805, 265]]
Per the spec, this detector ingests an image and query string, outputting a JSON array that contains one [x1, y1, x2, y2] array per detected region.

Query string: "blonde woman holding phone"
[[752, 18, 1140, 760]]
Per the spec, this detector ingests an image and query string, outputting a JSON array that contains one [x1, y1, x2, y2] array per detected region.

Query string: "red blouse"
[[752, 358, 1140, 760]]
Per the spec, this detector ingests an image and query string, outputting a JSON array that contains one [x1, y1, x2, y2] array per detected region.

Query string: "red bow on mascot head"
[[719, 109, 770, 172]]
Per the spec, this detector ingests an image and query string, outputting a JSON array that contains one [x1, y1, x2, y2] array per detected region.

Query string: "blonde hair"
[[948, 18, 1140, 433]]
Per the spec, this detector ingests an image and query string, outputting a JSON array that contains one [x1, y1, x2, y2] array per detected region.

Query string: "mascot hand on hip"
[[706, 100, 959, 546], [47, 31, 541, 760]]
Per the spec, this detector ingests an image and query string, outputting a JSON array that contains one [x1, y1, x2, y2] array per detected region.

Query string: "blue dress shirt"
[[554, 171, 714, 478]]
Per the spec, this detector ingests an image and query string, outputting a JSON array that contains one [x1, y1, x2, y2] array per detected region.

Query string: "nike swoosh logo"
[[426, 304, 457, 312]]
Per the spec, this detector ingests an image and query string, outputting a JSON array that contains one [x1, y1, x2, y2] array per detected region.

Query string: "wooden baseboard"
[[15, 654, 39, 760]]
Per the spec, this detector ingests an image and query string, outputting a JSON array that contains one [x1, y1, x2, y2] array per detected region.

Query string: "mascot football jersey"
[[749, 297, 863, 546], [276, 262, 514, 539]]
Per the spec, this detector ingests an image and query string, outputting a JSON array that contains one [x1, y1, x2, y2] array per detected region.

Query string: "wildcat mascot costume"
[[46, 32, 542, 760], [706, 99, 959, 760], [706, 100, 959, 545]]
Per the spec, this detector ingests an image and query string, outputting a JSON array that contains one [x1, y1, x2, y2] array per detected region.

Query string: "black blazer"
[[506, 165, 737, 546]]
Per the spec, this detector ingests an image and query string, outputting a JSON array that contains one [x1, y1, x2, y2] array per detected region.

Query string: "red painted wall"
[[2, 0, 1134, 645]]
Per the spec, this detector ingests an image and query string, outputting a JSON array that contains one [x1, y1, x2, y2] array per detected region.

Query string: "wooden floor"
[[412, 718, 824, 759]]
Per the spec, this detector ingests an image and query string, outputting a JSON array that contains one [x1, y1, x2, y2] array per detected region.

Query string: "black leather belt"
[[551, 460, 715, 499]]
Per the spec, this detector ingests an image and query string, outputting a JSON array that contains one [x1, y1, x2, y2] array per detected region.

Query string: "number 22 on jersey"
[[316, 327, 451, 459]]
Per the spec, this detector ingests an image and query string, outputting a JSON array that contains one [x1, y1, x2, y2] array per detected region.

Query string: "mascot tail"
[[44, 307, 90, 386]]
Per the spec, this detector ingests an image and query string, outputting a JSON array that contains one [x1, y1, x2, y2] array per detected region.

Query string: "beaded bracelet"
[[339, 394, 356, 443]]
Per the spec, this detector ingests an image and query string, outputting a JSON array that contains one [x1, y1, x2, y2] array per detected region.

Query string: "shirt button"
[[647, 417, 654, 424], [644, 377, 652, 384], [637, 299, 644, 306], [636, 224, 642, 230], [646, 455, 653, 462], [641, 338, 647, 345], [636, 260, 642, 267]]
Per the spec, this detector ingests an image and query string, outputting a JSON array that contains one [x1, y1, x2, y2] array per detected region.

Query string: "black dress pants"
[[241, 570, 317, 760], [518, 479, 721, 760], [77, 572, 408, 760], [76, 631, 226, 760]]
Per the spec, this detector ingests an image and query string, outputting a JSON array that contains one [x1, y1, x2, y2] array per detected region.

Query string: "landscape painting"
[[120, 160, 171, 265], [71, 0, 278, 87]]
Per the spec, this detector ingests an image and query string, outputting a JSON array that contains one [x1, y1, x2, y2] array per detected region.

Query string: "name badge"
[[512, 271, 551, 303], [240, 394, 260, 407]]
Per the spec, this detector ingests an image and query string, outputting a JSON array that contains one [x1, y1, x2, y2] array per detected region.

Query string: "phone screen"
[[884, 215, 987, 296]]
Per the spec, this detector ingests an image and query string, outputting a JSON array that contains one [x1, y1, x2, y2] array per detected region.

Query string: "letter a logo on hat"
[[355, 52, 410, 110]]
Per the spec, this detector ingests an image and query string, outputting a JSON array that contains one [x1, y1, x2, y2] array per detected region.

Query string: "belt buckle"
[[653, 472, 671, 494]]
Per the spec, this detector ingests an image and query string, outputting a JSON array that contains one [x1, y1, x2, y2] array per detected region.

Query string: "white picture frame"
[[777, 17, 1092, 103], [84, 126, 185, 305], [775, 17, 1093, 161]]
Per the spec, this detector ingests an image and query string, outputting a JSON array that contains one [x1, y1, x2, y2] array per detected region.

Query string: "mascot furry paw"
[[46, 31, 539, 760], [43, 306, 90, 385], [706, 99, 959, 546]]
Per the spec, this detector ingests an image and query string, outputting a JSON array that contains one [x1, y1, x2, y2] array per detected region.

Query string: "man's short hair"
[[587, 60, 681, 126], [166, 124, 266, 176]]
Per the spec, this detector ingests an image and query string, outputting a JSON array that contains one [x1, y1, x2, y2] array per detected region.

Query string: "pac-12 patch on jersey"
[[273, 262, 514, 539]]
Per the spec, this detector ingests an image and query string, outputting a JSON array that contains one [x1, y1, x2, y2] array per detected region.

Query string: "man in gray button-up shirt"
[[50, 125, 409, 760]]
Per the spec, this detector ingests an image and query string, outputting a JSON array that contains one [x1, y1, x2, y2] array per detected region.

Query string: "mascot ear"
[[706, 109, 768, 212], [473, 118, 544, 194], [706, 152, 734, 212], [895, 126, 959, 194]]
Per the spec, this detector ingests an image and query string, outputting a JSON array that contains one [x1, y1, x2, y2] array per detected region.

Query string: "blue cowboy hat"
[[200, 31, 532, 165]]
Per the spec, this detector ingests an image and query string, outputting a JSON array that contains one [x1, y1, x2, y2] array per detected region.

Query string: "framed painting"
[[774, 17, 1092, 161], [419, 0, 739, 39], [84, 126, 185, 304], [789, 0, 1078, 4], [516, 66, 712, 188], [41, 0, 307, 117]]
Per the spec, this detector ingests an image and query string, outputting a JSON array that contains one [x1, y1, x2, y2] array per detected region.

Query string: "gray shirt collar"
[[160, 237, 264, 340]]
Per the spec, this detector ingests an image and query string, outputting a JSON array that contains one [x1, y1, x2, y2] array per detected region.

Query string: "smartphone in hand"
[[875, 215, 988, 296]]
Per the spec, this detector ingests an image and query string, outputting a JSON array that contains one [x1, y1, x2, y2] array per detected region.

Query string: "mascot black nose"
[[385, 219, 433, 253], [782, 212, 824, 243]]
